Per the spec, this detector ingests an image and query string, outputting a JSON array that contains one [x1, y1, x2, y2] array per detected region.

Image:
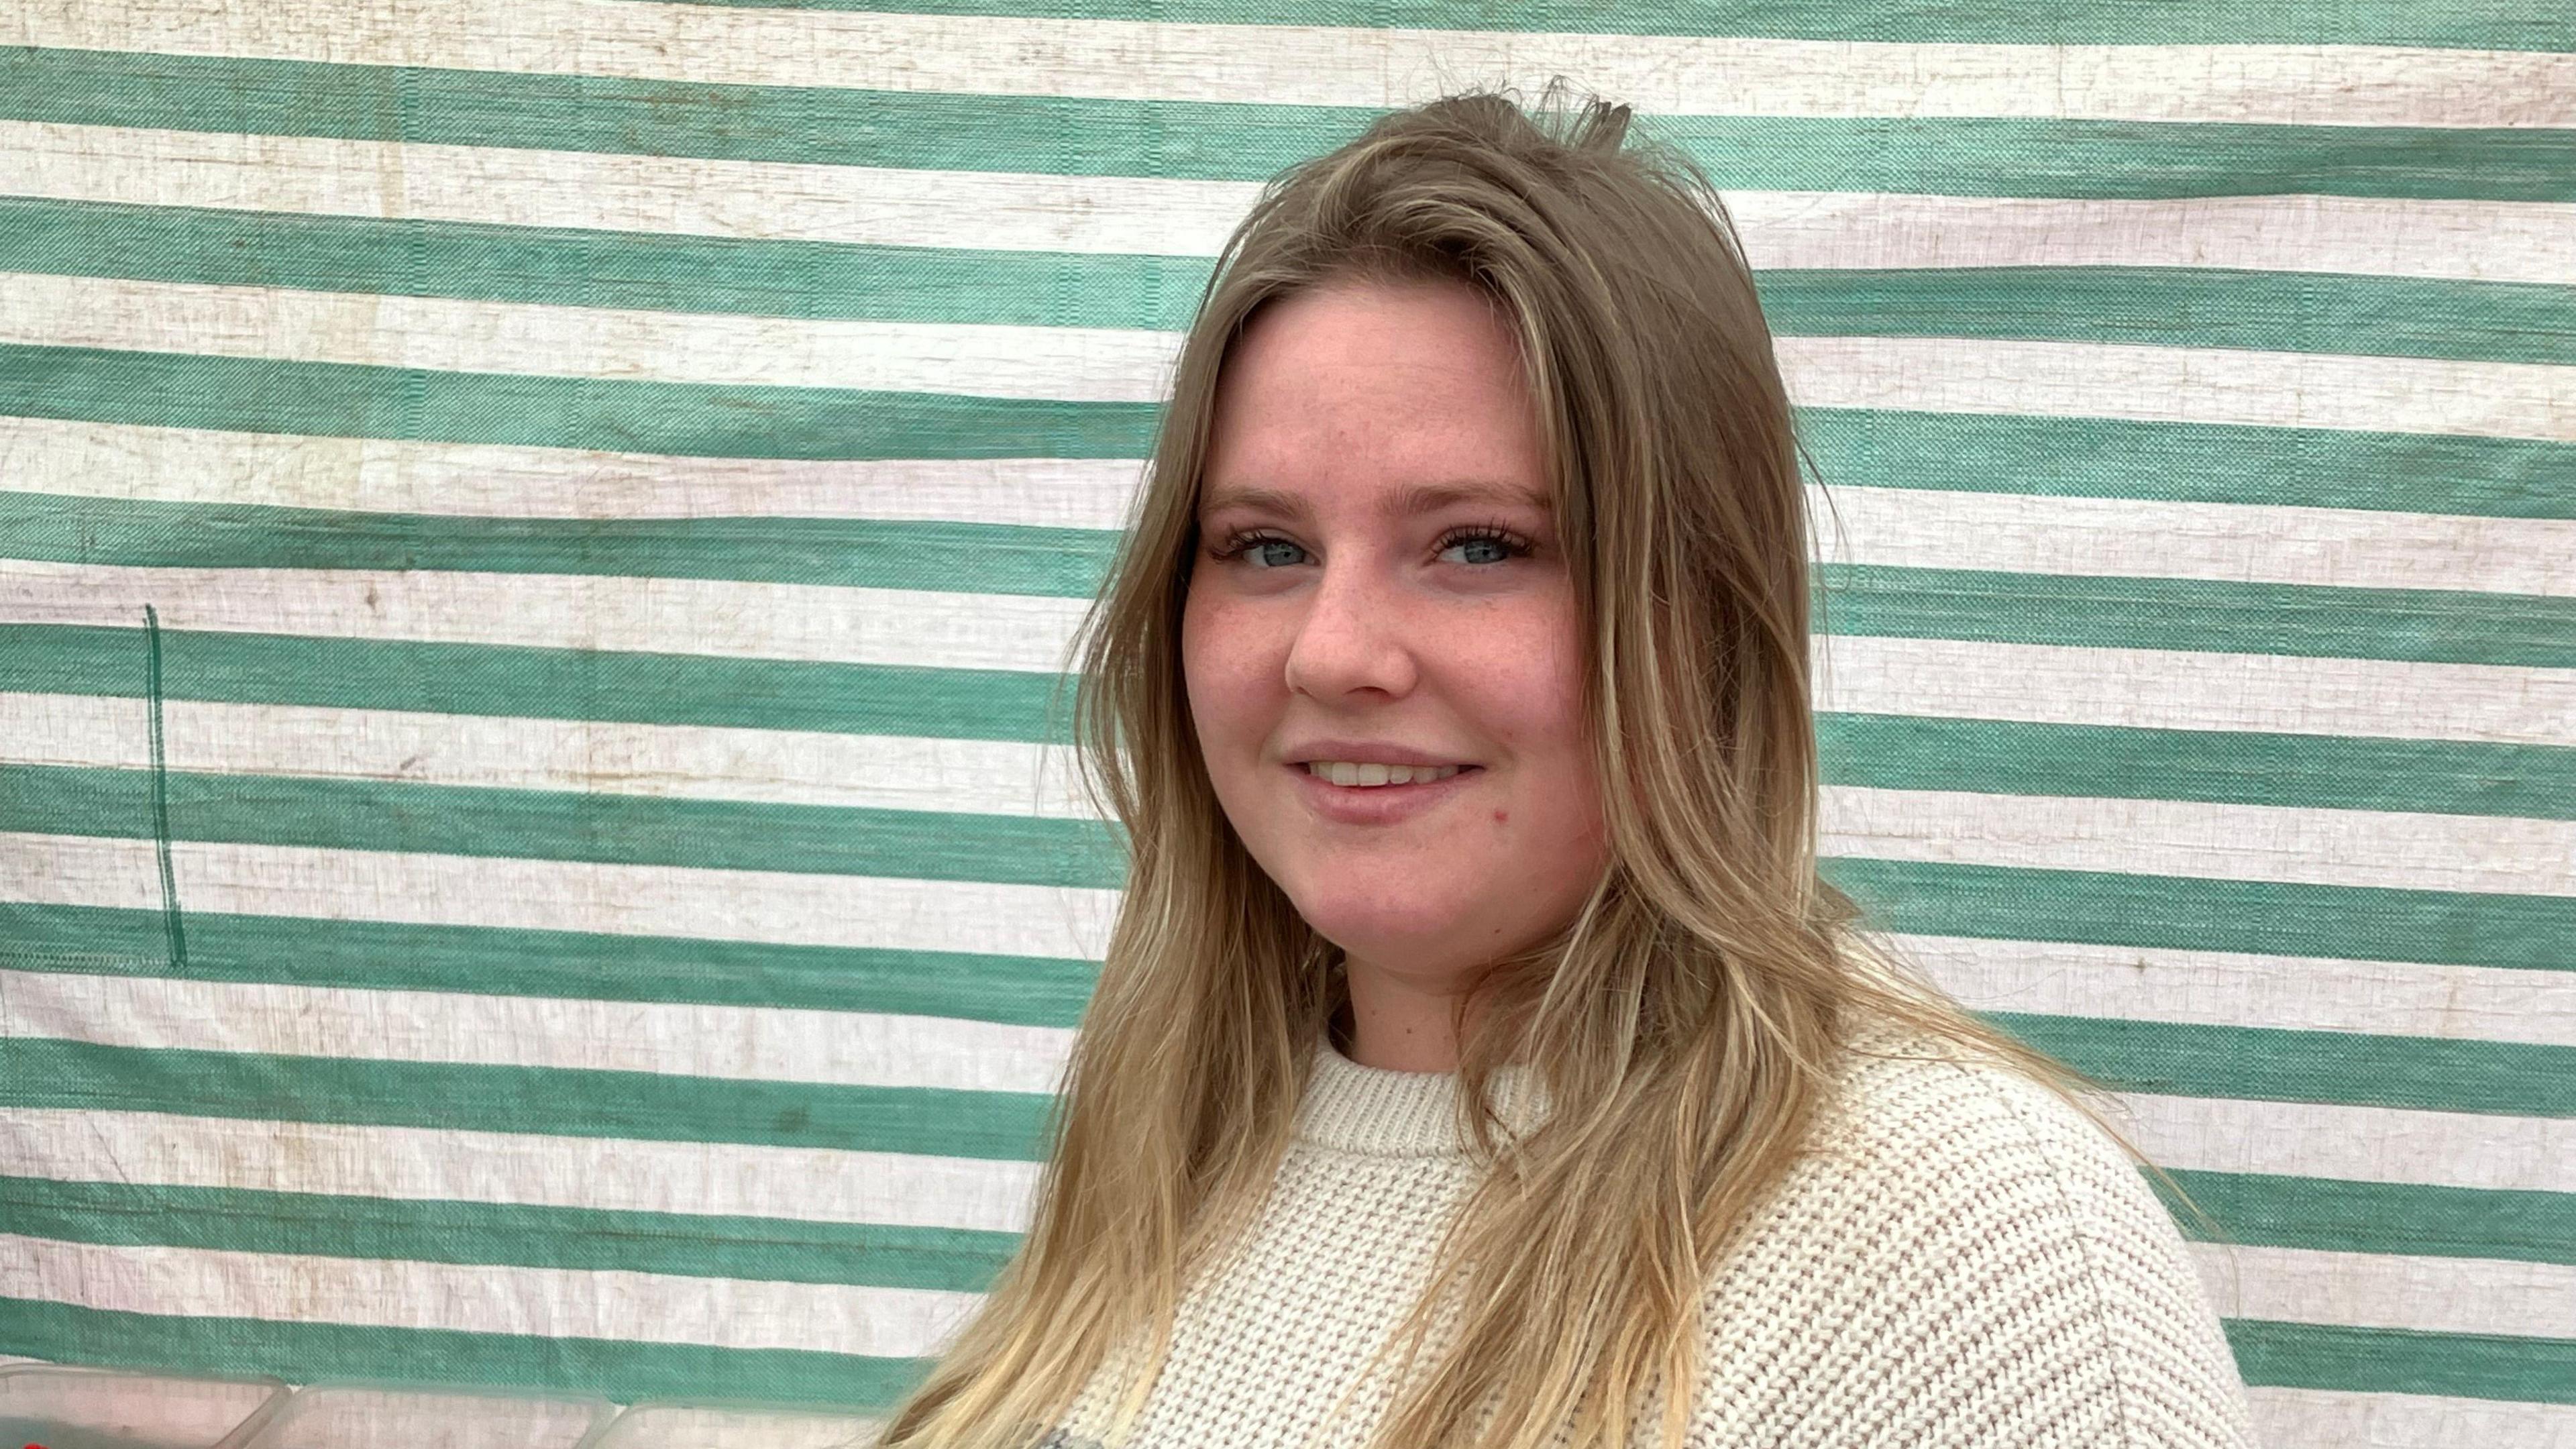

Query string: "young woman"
[[870, 85, 2259, 1449]]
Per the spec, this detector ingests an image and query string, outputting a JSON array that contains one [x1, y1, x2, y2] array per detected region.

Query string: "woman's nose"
[[1281, 556, 1418, 702]]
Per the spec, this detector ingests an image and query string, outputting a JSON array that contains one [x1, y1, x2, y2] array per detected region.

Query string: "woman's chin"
[[1295, 902, 1477, 966]]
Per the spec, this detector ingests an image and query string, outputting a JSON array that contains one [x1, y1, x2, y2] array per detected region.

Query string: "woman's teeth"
[[1303, 761, 1464, 787]]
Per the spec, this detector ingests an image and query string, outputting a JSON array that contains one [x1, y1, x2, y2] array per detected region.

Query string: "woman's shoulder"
[[1682, 1014, 2260, 1448], [1811, 1012, 2145, 1193]]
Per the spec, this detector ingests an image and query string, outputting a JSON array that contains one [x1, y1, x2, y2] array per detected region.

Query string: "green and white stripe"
[[0, 0, 2569, 1441]]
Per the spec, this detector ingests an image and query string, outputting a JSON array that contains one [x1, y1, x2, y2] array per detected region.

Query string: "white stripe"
[[0, 559, 1096, 674], [0, 419, 1150, 530], [1902, 934, 2576, 1049], [0, 1108, 1042, 1232], [1813, 482, 2576, 600], [0, 121, 1242, 260], [1823, 784, 2575, 896], [14, 420, 2571, 600], [7, 121, 2569, 284], [2189, 1241, 2576, 1339], [0, 1234, 979, 1357], [9, 272, 2570, 441], [2247, 1387, 2576, 1449], [0, 832, 1122, 961], [9, 561, 2573, 748], [22, 0, 2572, 127], [0, 693, 1101, 820], [1782, 335, 2574, 443], [0, 968, 1080, 1095], [0, 272, 1177, 405], [1813, 633, 2576, 751], [2110, 1093, 2576, 1193]]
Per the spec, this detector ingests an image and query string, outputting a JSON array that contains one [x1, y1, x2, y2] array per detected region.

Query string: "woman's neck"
[[1335, 971, 1495, 1072]]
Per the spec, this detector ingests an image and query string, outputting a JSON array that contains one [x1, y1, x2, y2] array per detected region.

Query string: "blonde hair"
[[869, 78, 2213, 1449]]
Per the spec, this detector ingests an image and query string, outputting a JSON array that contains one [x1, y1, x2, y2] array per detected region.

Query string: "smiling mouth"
[[1299, 761, 1477, 788]]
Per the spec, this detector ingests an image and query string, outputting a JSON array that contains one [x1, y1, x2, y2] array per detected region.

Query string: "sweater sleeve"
[[1682, 1051, 2262, 1449], [1983, 1067, 2262, 1449]]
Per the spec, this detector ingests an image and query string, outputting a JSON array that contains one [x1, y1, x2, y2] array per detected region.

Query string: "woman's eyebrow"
[[1200, 480, 1550, 519]]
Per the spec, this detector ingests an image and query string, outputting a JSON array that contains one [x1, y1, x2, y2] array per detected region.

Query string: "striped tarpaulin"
[[0, 0, 2569, 1442]]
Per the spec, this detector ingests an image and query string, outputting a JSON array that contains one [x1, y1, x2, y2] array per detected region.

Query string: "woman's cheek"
[[1183, 600, 1282, 782]]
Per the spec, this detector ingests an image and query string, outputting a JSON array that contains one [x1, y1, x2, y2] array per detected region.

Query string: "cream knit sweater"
[[1036, 1016, 2260, 1449]]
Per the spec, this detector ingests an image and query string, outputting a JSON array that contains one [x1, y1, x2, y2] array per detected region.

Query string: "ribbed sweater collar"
[[1293, 1028, 1550, 1158]]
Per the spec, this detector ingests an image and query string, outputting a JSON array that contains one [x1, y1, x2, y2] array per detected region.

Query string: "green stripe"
[[0, 1304, 2561, 1417], [0, 625, 1077, 742], [0, 904, 1098, 1029], [0, 1039, 1057, 1159], [0, 492, 1124, 600], [7, 625, 2573, 820], [2159, 1170, 2576, 1269], [1756, 267, 2576, 368], [1986, 1013, 2576, 1118], [3, 1305, 2568, 1415], [0, 195, 1222, 333], [0, 1177, 1015, 1292], [12, 492, 2574, 670], [2226, 1318, 2576, 1405], [598, 0, 2573, 51], [1821, 714, 2576, 823], [7, 199, 2569, 366], [9, 345, 2570, 519], [1794, 411, 2571, 519], [0, 345, 1164, 460], [0, 764, 1129, 890], [1824, 857, 2573, 977], [0, 1299, 918, 1408], [9, 48, 2569, 201], [1822, 564, 2576, 669]]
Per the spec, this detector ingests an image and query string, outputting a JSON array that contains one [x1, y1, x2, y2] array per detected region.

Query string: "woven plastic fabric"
[[0, 2, 2568, 1443]]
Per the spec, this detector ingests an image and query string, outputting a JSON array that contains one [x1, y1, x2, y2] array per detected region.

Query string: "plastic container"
[[224, 1384, 615, 1449], [0, 1365, 288, 1449], [591, 1403, 883, 1448]]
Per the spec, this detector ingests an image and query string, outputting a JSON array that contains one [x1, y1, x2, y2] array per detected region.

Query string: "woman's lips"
[[1287, 761, 1483, 825]]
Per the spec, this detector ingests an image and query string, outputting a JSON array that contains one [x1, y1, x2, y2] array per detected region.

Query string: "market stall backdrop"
[[0, 0, 2570, 1442]]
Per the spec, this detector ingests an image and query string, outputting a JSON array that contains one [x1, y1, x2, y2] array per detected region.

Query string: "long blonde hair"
[[870, 78, 2212, 1449]]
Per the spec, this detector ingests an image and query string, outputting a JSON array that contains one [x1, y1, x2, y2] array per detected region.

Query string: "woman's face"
[[1181, 275, 1610, 994]]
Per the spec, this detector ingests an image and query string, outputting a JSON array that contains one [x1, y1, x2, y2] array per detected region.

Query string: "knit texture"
[[1039, 1017, 2260, 1449]]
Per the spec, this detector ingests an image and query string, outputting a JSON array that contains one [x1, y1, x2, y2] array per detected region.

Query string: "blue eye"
[[1437, 527, 1530, 566], [1215, 530, 1309, 568]]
